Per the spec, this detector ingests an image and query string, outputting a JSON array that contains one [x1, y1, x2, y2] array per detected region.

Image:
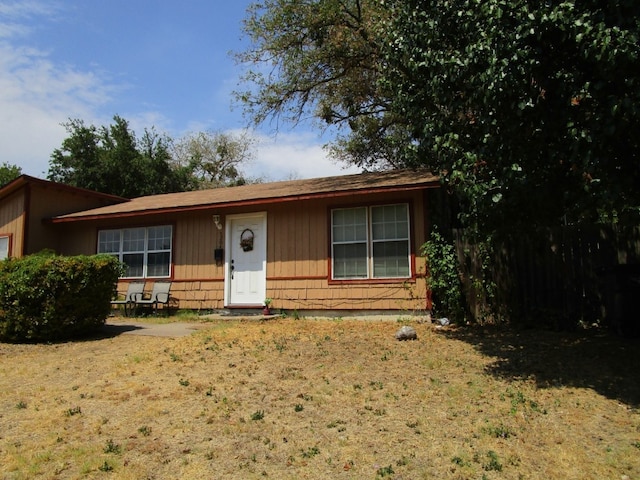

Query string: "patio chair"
[[110, 281, 145, 316], [131, 281, 172, 314]]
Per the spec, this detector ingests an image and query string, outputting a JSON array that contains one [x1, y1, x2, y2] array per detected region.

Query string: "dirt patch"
[[1, 318, 639, 479]]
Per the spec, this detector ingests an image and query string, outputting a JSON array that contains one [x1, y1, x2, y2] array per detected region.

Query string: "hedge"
[[0, 253, 123, 343]]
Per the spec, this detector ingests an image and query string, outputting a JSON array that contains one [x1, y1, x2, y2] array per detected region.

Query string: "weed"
[[179, 378, 190, 387], [327, 419, 347, 431], [251, 410, 265, 421], [64, 406, 81, 417], [632, 441, 640, 449], [274, 338, 287, 353], [301, 446, 320, 458], [138, 425, 152, 437], [98, 461, 113, 472], [396, 454, 413, 466], [15, 400, 27, 409], [294, 404, 304, 412], [104, 439, 121, 454], [484, 423, 515, 439], [406, 420, 419, 429], [529, 400, 547, 414], [369, 381, 384, 390], [170, 352, 182, 362], [451, 455, 470, 467], [376, 464, 394, 477], [353, 383, 363, 390], [483, 450, 503, 472]]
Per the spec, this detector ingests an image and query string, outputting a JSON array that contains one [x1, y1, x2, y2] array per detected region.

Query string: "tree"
[[48, 116, 189, 197], [171, 130, 255, 189], [0, 163, 22, 187], [236, 0, 404, 168], [379, 0, 640, 230], [238, 0, 640, 229]]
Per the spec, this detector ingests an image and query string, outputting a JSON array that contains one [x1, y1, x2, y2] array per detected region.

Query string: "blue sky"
[[0, 0, 359, 180]]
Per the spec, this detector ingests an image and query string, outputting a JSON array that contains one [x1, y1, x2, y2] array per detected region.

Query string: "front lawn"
[[0, 318, 638, 479]]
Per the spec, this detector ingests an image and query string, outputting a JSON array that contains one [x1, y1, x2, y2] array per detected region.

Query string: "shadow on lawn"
[[94, 322, 144, 339], [438, 326, 640, 407]]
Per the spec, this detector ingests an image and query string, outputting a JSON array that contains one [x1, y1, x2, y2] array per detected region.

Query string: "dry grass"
[[1, 317, 639, 479]]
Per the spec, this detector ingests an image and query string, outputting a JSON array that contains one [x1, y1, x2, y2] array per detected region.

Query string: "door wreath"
[[240, 228, 255, 252]]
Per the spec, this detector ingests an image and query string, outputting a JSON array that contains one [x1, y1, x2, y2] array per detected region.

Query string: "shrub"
[[422, 228, 467, 322], [0, 253, 123, 342]]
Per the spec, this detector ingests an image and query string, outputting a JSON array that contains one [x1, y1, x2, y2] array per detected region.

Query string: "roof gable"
[[0, 175, 128, 204]]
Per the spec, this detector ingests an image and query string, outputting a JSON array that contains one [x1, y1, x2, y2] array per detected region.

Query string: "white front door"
[[225, 213, 267, 306]]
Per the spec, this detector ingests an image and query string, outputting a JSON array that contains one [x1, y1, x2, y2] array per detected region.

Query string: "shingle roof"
[[51, 169, 439, 223]]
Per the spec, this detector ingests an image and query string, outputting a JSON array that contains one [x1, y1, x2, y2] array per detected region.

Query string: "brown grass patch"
[[1, 317, 639, 479]]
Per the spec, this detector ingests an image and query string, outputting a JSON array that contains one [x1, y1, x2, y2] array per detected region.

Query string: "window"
[[0, 235, 9, 260], [331, 204, 410, 279], [98, 225, 172, 278]]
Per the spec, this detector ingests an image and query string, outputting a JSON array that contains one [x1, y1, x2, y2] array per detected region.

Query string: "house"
[[0, 175, 127, 260], [2, 170, 439, 314]]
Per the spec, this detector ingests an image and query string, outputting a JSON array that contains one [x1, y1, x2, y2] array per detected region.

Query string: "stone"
[[395, 325, 417, 341]]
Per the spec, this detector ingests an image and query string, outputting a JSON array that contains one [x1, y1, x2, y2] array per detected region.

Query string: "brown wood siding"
[[0, 189, 26, 257], [263, 191, 429, 312], [173, 214, 223, 281], [28, 184, 124, 255], [267, 200, 328, 279], [72, 189, 431, 313], [57, 224, 98, 256], [264, 277, 428, 312]]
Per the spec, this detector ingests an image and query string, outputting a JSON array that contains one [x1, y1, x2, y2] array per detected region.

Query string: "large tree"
[[48, 116, 186, 197], [379, 0, 640, 230], [237, 0, 404, 166], [48, 117, 256, 197], [0, 162, 22, 187], [237, 0, 640, 229], [171, 130, 255, 189]]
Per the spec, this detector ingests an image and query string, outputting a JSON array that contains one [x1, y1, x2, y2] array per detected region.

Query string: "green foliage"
[[48, 117, 258, 197], [379, 0, 640, 228], [0, 162, 22, 187], [103, 439, 121, 454], [48, 116, 186, 197], [239, 0, 640, 228], [0, 254, 122, 343], [422, 229, 466, 321], [250, 410, 265, 421]]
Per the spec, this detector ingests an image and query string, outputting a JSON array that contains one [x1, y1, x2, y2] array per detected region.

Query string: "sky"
[[0, 0, 360, 181]]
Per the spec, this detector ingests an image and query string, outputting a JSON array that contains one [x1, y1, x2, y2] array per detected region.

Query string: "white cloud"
[[0, 42, 116, 176], [0, 0, 359, 182], [0, 0, 59, 39], [251, 131, 360, 181]]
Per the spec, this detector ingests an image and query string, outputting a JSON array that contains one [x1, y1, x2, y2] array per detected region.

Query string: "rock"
[[395, 325, 417, 341]]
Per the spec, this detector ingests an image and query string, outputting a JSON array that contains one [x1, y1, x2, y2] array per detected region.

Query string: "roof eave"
[[50, 180, 440, 224]]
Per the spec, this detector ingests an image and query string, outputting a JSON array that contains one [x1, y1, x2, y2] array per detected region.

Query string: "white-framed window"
[[98, 225, 172, 278], [331, 204, 410, 279], [0, 235, 9, 260]]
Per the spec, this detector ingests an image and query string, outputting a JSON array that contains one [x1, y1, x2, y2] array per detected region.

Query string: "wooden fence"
[[452, 226, 640, 333]]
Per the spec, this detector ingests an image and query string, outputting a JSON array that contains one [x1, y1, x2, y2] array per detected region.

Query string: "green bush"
[[0, 253, 123, 342], [422, 229, 467, 322]]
